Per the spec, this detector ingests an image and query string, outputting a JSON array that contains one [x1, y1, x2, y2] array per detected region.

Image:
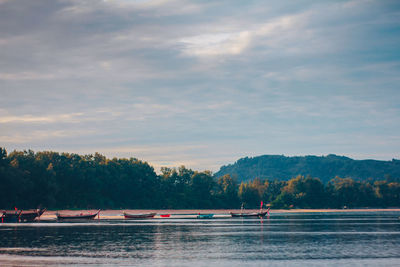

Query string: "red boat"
[[56, 210, 100, 221], [123, 212, 156, 219], [160, 214, 170, 218]]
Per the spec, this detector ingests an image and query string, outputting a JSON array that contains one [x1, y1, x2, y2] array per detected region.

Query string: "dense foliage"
[[215, 154, 400, 183], [0, 148, 399, 209]]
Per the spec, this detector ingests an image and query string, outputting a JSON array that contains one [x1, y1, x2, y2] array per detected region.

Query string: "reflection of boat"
[[197, 214, 213, 219], [123, 212, 156, 219], [56, 210, 100, 221], [1, 208, 46, 223], [19, 208, 46, 222], [160, 214, 170, 218]]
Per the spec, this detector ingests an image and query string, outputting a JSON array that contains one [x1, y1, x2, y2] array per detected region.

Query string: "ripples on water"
[[1, 212, 400, 266]]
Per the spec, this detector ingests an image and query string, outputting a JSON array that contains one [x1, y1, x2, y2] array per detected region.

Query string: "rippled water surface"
[[1, 212, 400, 266]]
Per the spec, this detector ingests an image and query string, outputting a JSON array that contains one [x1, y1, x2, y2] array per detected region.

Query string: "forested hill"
[[215, 154, 400, 183]]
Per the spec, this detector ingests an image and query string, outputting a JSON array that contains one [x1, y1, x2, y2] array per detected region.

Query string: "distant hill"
[[215, 154, 400, 183]]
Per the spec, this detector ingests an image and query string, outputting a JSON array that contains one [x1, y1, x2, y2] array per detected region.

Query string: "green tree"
[[189, 171, 215, 208], [216, 174, 240, 208], [238, 182, 260, 208]]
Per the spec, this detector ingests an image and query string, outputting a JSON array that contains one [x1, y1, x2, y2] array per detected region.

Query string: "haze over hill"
[[215, 154, 400, 183]]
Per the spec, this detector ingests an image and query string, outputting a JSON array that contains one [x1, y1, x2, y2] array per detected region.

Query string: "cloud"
[[178, 12, 307, 58], [0, 129, 96, 144], [0, 113, 84, 123], [0, 0, 399, 171], [0, 72, 58, 81], [180, 31, 251, 57]]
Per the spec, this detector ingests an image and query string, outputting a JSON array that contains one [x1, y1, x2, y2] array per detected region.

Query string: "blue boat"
[[197, 214, 214, 219]]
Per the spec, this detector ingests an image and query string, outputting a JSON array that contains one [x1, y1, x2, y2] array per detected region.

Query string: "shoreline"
[[34, 208, 400, 220], [42, 208, 400, 214]]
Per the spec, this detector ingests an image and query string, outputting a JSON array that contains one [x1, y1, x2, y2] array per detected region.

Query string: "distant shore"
[[43, 208, 400, 214], [38, 208, 400, 220]]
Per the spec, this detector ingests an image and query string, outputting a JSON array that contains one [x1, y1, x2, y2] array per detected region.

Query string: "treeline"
[[0, 148, 399, 209], [235, 176, 399, 209]]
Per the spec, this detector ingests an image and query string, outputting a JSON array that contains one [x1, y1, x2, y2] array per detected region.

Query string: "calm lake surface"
[[1, 211, 400, 266]]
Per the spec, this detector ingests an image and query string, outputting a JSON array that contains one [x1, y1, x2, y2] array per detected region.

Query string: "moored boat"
[[231, 202, 270, 218], [230, 209, 269, 218], [123, 212, 156, 219], [1, 208, 46, 223], [160, 214, 170, 218], [1, 209, 22, 223], [56, 210, 100, 221], [197, 214, 214, 219], [19, 208, 46, 222]]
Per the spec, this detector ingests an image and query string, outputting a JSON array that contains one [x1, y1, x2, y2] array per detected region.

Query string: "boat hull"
[[19, 209, 46, 222], [56, 210, 100, 221], [197, 214, 214, 219], [123, 212, 156, 219], [2, 208, 46, 223], [1, 210, 21, 223], [230, 210, 269, 218]]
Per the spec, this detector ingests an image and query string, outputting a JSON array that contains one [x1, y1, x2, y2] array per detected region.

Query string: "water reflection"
[[0, 213, 399, 266]]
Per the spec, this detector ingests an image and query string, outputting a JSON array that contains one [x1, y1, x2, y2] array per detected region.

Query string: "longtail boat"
[[1, 208, 46, 223], [231, 202, 270, 218], [230, 209, 269, 218], [19, 208, 46, 222], [56, 210, 100, 221], [1, 210, 22, 223], [197, 214, 214, 219], [123, 212, 156, 219]]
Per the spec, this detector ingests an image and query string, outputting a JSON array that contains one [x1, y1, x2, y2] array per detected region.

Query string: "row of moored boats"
[[2, 207, 270, 223]]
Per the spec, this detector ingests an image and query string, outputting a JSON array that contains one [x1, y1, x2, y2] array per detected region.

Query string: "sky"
[[1, 0, 400, 172]]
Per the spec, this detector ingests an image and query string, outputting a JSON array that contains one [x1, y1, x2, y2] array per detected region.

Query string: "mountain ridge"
[[214, 154, 400, 183]]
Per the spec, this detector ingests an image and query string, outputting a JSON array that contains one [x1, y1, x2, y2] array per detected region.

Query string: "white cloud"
[[177, 9, 314, 59], [180, 31, 251, 57], [0, 113, 84, 124], [0, 129, 95, 144], [0, 72, 58, 81]]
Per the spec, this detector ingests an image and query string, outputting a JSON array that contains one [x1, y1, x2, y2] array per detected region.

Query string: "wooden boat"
[[123, 212, 156, 219], [230, 208, 270, 218], [197, 214, 214, 219], [56, 210, 100, 221], [1, 210, 22, 223], [19, 208, 46, 222], [1, 208, 46, 223]]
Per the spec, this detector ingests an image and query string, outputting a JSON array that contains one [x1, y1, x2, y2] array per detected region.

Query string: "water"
[[1, 212, 400, 266]]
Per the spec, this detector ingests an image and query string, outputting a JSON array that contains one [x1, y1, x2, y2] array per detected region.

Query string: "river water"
[[1, 211, 400, 266]]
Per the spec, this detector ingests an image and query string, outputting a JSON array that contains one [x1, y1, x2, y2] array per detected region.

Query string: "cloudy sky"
[[1, 0, 399, 172]]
